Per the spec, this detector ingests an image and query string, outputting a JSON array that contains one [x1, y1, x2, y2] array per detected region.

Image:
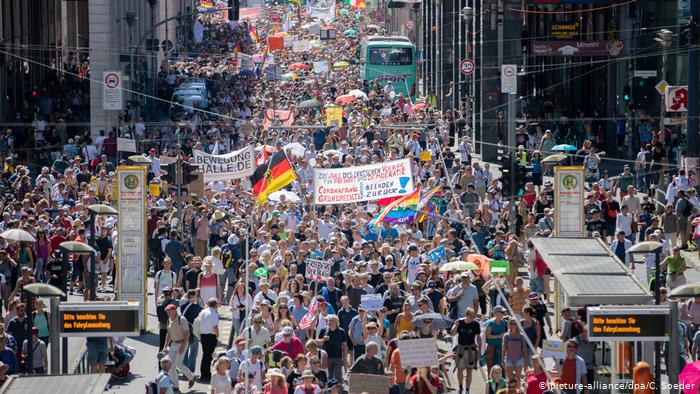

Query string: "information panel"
[[117, 166, 147, 330], [587, 306, 670, 341], [554, 166, 585, 238], [59, 302, 140, 337]]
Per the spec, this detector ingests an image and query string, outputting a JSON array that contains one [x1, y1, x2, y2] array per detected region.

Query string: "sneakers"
[[188, 379, 195, 389]]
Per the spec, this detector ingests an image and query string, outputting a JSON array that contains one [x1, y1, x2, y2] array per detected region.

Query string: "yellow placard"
[[325, 106, 343, 127], [420, 151, 432, 162]]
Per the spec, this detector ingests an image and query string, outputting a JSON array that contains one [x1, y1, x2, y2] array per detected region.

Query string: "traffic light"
[[182, 163, 199, 185], [161, 163, 176, 184], [515, 165, 527, 196], [228, 0, 240, 21], [497, 148, 513, 197], [622, 85, 631, 104]]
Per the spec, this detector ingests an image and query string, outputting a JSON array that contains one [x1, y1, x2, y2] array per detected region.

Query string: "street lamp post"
[[87, 204, 119, 302], [628, 241, 663, 394], [462, 6, 473, 139], [656, 29, 672, 146]]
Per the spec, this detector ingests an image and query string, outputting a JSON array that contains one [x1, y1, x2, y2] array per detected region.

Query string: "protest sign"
[[237, 52, 255, 72], [192, 147, 256, 183], [348, 374, 391, 394], [397, 338, 439, 368], [543, 340, 566, 359], [305, 259, 332, 280], [313, 60, 329, 74], [313, 159, 415, 204], [268, 36, 284, 50], [325, 105, 343, 127], [117, 138, 137, 153], [360, 294, 383, 311], [293, 40, 311, 53], [308, 1, 336, 21]]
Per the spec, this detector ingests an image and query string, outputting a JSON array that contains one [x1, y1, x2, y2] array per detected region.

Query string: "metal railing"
[[69, 343, 90, 374]]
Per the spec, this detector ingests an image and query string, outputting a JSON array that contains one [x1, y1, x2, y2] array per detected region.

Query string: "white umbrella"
[[283, 142, 307, 158], [0, 229, 36, 242], [268, 190, 301, 203], [323, 149, 343, 158], [348, 89, 368, 100]]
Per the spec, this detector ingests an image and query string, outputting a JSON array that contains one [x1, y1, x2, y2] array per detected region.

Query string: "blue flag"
[[428, 245, 446, 263]]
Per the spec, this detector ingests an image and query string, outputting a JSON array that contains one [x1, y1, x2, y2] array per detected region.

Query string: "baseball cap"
[[165, 304, 177, 311], [161, 286, 172, 293], [427, 280, 436, 288], [282, 326, 294, 336], [528, 292, 538, 300], [251, 346, 263, 355], [493, 305, 507, 313]]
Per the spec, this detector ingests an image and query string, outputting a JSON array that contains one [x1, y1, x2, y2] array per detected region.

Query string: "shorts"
[[530, 277, 545, 294], [455, 344, 478, 369], [99, 260, 110, 273], [505, 357, 525, 368], [87, 340, 108, 366], [531, 172, 542, 186]]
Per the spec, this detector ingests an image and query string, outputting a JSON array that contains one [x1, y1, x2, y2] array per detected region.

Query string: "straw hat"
[[267, 368, 286, 378]]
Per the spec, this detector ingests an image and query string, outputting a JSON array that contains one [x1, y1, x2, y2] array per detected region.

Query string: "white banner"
[[237, 52, 255, 72], [313, 159, 415, 204], [293, 40, 311, 53], [554, 166, 584, 237], [308, 0, 336, 21], [305, 259, 332, 280], [192, 147, 256, 183], [117, 137, 137, 153]]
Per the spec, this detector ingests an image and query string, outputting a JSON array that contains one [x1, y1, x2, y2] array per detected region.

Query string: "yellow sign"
[[326, 106, 343, 127], [420, 151, 432, 162], [149, 181, 161, 197]]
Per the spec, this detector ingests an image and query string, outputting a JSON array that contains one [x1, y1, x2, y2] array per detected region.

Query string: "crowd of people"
[[0, 1, 699, 394]]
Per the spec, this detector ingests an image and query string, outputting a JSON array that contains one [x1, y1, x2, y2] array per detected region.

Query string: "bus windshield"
[[368, 47, 413, 65]]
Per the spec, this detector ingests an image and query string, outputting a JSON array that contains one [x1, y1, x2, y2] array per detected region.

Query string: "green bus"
[[360, 36, 416, 98]]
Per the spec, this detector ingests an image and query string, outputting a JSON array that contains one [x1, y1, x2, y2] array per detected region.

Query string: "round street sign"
[[104, 72, 120, 89], [502, 64, 516, 77], [460, 59, 475, 75]]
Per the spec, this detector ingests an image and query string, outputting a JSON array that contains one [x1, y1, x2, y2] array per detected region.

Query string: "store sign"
[[59, 302, 140, 337], [554, 167, 584, 237], [117, 166, 147, 330], [550, 22, 580, 40], [665, 86, 689, 112], [531, 40, 624, 57], [588, 307, 670, 341]]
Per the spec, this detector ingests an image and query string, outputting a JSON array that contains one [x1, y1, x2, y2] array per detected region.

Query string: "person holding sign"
[[404, 366, 441, 394]]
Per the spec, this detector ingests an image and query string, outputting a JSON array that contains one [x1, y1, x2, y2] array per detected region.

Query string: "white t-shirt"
[[156, 371, 174, 394], [239, 359, 265, 388], [198, 307, 219, 335], [210, 372, 232, 394]]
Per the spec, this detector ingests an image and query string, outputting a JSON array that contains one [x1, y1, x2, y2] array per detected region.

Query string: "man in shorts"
[[86, 336, 110, 373], [450, 307, 480, 393]]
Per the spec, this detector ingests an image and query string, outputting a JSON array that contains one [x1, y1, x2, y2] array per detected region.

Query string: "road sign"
[[655, 80, 668, 95], [666, 86, 689, 112], [460, 59, 475, 75], [501, 64, 517, 94], [103, 71, 123, 111], [634, 70, 658, 79]]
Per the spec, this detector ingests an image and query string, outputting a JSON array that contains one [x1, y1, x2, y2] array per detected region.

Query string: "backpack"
[[681, 197, 693, 217], [145, 381, 157, 394], [221, 247, 234, 269], [571, 319, 585, 338]]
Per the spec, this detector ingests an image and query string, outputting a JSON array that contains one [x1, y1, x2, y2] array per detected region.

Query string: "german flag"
[[251, 150, 297, 204]]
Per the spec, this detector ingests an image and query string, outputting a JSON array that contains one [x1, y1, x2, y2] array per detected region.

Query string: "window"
[[368, 47, 413, 65]]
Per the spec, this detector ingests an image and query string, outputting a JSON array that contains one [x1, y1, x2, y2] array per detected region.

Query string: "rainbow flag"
[[417, 186, 442, 223], [249, 24, 260, 43], [369, 188, 421, 227], [199, 0, 214, 8]]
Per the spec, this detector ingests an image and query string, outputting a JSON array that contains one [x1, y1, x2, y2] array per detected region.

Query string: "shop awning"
[[530, 238, 652, 306]]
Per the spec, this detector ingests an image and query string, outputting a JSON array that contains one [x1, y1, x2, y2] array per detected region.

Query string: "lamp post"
[[462, 6, 473, 122], [628, 240, 662, 394], [87, 204, 119, 301], [655, 29, 672, 145], [22, 283, 65, 375], [59, 241, 97, 373]]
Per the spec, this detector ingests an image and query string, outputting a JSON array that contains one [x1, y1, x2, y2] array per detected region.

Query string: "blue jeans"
[[183, 337, 199, 373]]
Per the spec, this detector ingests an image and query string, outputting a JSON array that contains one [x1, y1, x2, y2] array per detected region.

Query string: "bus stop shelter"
[[530, 237, 660, 391]]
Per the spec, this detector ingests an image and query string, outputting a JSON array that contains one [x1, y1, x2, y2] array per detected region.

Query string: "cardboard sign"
[[117, 138, 137, 153], [397, 338, 439, 368], [543, 340, 566, 359], [325, 105, 343, 127], [360, 294, 384, 311], [293, 40, 311, 53], [305, 259, 332, 280], [268, 36, 284, 51], [348, 373, 391, 394]]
